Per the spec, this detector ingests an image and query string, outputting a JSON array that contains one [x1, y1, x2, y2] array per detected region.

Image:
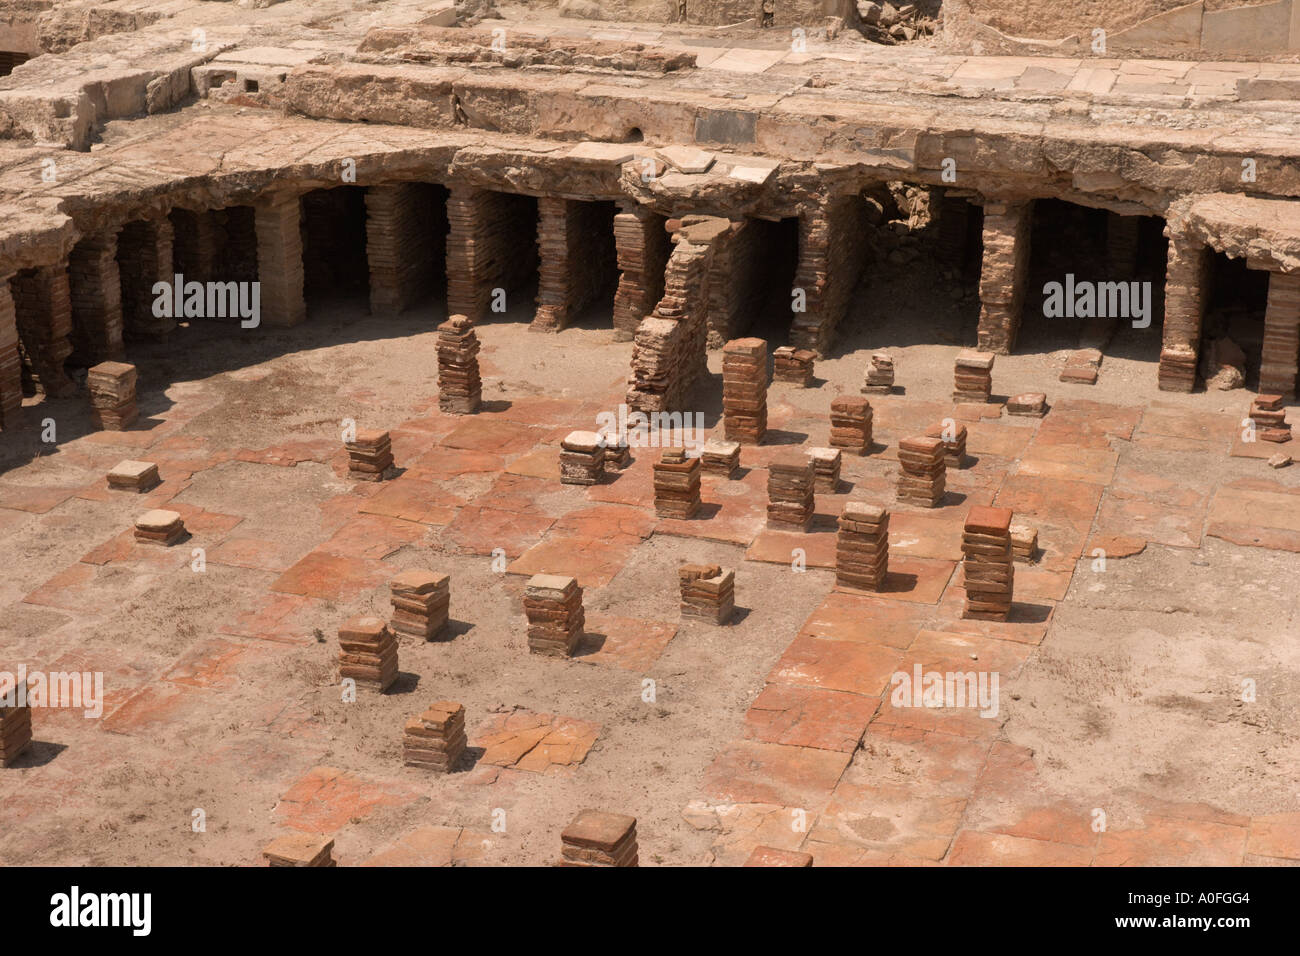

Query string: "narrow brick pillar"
[[0, 275, 23, 430], [366, 182, 437, 315], [254, 192, 306, 327], [68, 231, 124, 364], [170, 208, 224, 284], [12, 265, 76, 397], [446, 187, 536, 322], [612, 207, 669, 341], [976, 200, 1032, 354], [1259, 271, 1300, 398], [533, 198, 616, 332], [118, 218, 176, 338], [1158, 235, 1209, 392]]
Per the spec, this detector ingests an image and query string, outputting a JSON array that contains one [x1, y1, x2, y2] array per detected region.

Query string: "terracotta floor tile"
[[798, 591, 937, 648], [701, 739, 851, 809], [1247, 813, 1300, 862], [743, 683, 878, 752], [270, 550, 393, 601], [357, 477, 463, 525], [274, 765, 420, 833], [946, 830, 1093, 866], [577, 614, 677, 671], [767, 633, 904, 697], [208, 535, 310, 573], [1094, 815, 1247, 866], [473, 710, 600, 774]]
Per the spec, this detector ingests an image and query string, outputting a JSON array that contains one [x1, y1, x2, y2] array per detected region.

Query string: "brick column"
[[1261, 271, 1300, 398], [171, 208, 224, 284], [254, 192, 306, 327], [68, 230, 124, 364], [532, 198, 616, 333], [0, 274, 22, 430], [976, 200, 1033, 354], [612, 206, 669, 342], [790, 196, 870, 355], [366, 183, 437, 315], [118, 218, 176, 338], [1158, 235, 1209, 392], [12, 265, 76, 397], [446, 187, 536, 323]]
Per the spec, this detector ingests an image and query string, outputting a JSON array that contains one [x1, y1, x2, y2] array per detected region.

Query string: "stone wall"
[[976, 200, 1032, 354], [791, 196, 871, 354]]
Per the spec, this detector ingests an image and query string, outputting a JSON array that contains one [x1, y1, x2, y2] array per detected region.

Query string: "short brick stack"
[[678, 563, 735, 624], [0, 676, 32, 768], [722, 337, 767, 444], [773, 345, 815, 386], [403, 701, 467, 773], [925, 421, 968, 468], [134, 509, 185, 546], [1007, 392, 1047, 417], [603, 435, 631, 471], [263, 834, 336, 867], [653, 448, 701, 518], [560, 431, 605, 485], [701, 438, 740, 477], [338, 616, 398, 692], [808, 447, 842, 492], [346, 429, 394, 481], [830, 395, 872, 455], [524, 574, 584, 657], [560, 810, 639, 867], [953, 350, 995, 403], [862, 352, 894, 394], [1250, 394, 1291, 443], [835, 503, 889, 591], [745, 846, 814, 867], [108, 460, 159, 493], [1010, 522, 1037, 563], [436, 314, 482, 414], [88, 361, 138, 430], [767, 455, 815, 531], [389, 571, 450, 641], [897, 436, 946, 508], [961, 506, 1015, 621]]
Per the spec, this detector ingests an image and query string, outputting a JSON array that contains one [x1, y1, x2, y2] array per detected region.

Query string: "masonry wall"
[[11, 264, 74, 396], [791, 196, 870, 354], [446, 188, 538, 322], [612, 207, 671, 342], [68, 231, 124, 365], [534, 198, 618, 332], [366, 182, 447, 315]]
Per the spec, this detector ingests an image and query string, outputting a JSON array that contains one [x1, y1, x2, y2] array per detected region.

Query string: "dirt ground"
[[1, 251, 1298, 867]]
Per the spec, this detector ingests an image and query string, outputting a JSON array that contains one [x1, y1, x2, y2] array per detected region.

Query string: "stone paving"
[[1, 309, 1298, 866]]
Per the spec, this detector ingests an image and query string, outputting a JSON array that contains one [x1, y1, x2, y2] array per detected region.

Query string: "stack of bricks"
[[525, 574, 585, 657], [262, 834, 336, 868], [436, 315, 482, 414], [767, 455, 816, 531], [722, 337, 768, 444], [559, 810, 639, 867], [1249, 394, 1291, 443], [346, 429, 394, 481], [1158, 344, 1198, 392], [953, 350, 994, 403], [678, 563, 735, 624], [603, 434, 631, 471], [134, 509, 185, 546], [829, 395, 872, 455], [835, 503, 889, 591], [701, 438, 740, 477], [1262, 273, 1300, 396], [1010, 522, 1037, 563], [88, 361, 138, 430], [653, 448, 701, 518], [807, 447, 841, 492], [925, 422, 968, 468], [560, 431, 605, 485], [897, 436, 946, 508], [773, 345, 815, 386], [961, 506, 1015, 621], [389, 571, 450, 641], [107, 460, 159, 493], [1007, 392, 1047, 417], [1060, 349, 1101, 385], [338, 616, 398, 692], [0, 676, 32, 768], [862, 352, 894, 394], [403, 701, 467, 773]]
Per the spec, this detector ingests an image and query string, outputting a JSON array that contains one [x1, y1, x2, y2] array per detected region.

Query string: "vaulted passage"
[[710, 216, 799, 346], [302, 186, 370, 312], [534, 198, 619, 332], [365, 182, 449, 316], [0, 52, 29, 77], [446, 188, 539, 323], [1203, 251, 1269, 388]]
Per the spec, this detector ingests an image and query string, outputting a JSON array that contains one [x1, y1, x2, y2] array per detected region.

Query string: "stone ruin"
[[1, 0, 1299, 877]]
